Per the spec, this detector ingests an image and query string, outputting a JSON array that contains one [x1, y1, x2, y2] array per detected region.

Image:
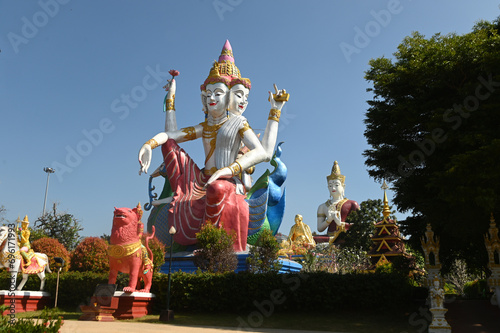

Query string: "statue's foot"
[[137, 289, 150, 293], [123, 287, 135, 293]]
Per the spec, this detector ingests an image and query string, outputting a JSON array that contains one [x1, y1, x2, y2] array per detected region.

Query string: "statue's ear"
[[133, 203, 143, 221]]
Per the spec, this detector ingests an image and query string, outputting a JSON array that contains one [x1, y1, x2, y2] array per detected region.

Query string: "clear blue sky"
[[1, 0, 498, 240]]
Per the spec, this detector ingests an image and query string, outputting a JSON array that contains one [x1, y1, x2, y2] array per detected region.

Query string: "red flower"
[[169, 70, 180, 77]]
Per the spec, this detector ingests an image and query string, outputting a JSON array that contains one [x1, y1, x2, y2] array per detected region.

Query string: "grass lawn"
[[16, 305, 427, 333]]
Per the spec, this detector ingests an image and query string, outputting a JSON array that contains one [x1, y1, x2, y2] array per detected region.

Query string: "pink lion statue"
[[108, 203, 155, 293]]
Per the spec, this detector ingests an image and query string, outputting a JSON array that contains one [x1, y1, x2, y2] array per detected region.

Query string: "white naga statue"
[[138, 40, 288, 252], [316, 161, 359, 242]]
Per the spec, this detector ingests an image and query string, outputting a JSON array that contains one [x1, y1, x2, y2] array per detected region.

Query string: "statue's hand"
[[268, 84, 288, 110], [327, 208, 341, 226], [163, 78, 176, 99], [205, 167, 232, 187], [333, 211, 342, 226], [138, 144, 152, 175]]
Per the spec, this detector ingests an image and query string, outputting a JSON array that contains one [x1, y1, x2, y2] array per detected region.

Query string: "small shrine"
[[367, 181, 405, 270], [420, 222, 451, 332], [421, 222, 442, 286]]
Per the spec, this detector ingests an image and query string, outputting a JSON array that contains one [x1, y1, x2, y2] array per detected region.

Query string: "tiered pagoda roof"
[[368, 182, 406, 269]]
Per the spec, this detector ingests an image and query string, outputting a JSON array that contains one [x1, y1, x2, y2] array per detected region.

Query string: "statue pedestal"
[[79, 291, 155, 321], [428, 308, 451, 333], [160, 252, 302, 274], [0, 291, 51, 314], [113, 291, 155, 319], [79, 296, 119, 322]]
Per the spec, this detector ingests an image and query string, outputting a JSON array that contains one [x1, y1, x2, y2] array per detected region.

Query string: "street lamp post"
[[42, 167, 55, 216], [160, 226, 176, 321]]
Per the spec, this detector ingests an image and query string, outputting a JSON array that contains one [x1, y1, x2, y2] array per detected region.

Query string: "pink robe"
[[161, 139, 249, 252]]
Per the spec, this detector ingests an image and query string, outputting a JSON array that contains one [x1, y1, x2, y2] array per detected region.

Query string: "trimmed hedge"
[[0, 270, 414, 313]]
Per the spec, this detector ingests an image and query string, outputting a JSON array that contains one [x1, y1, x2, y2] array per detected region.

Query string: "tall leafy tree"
[[339, 198, 396, 251], [35, 203, 83, 251], [363, 18, 500, 272]]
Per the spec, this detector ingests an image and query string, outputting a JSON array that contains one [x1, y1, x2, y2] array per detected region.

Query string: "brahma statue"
[[138, 40, 289, 252]]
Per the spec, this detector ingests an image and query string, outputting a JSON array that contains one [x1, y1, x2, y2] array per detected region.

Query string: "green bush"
[[194, 223, 237, 273], [463, 279, 488, 299], [444, 282, 457, 295], [152, 270, 414, 313], [31, 237, 71, 272], [70, 237, 109, 273], [0, 270, 415, 314], [0, 305, 63, 332], [247, 229, 282, 273]]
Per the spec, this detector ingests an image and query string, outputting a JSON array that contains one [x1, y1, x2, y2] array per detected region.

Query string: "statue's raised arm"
[[138, 72, 205, 175], [261, 84, 289, 160]]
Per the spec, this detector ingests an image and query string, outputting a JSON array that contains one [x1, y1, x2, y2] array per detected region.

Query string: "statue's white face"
[[328, 179, 344, 199], [205, 83, 229, 116], [229, 84, 249, 115]]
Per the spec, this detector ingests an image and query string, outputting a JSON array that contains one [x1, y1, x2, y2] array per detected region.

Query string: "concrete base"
[[159, 309, 174, 321], [79, 296, 119, 322], [428, 307, 451, 333], [112, 291, 155, 320], [490, 286, 500, 308], [0, 291, 51, 314], [160, 252, 302, 274]]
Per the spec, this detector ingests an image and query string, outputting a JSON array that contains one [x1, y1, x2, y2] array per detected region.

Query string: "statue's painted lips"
[[114, 214, 125, 218]]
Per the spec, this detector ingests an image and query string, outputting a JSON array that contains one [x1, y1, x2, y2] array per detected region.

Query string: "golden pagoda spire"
[[381, 180, 391, 220]]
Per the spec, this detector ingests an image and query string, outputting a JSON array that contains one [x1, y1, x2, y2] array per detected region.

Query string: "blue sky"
[[1, 0, 499, 240]]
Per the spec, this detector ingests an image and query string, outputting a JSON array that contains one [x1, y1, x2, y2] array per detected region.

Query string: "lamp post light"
[[160, 226, 176, 321], [53, 257, 65, 308], [42, 167, 55, 216]]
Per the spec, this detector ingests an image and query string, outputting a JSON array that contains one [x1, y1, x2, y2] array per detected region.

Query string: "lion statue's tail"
[[145, 226, 155, 265]]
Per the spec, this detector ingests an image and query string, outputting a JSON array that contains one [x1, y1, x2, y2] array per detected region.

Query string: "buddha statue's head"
[[294, 214, 303, 225], [327, 161, 346, 200]]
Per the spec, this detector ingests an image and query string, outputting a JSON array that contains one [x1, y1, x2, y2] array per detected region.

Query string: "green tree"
[[28, 226, 48, 242], [247, 229, 282, 273], [35, 203, 83, 251], [363, 18, 500, 272], [194, 223, 237, 273], [339, 198, 396, 251]]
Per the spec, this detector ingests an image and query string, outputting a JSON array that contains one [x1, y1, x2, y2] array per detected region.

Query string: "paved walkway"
[[60, 321, 336, 333], [446, 299, 500, 333], [58, 299, 500, 333]]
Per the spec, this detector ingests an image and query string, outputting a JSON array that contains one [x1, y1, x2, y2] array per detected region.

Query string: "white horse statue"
[[0, 225, 51, 291]]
